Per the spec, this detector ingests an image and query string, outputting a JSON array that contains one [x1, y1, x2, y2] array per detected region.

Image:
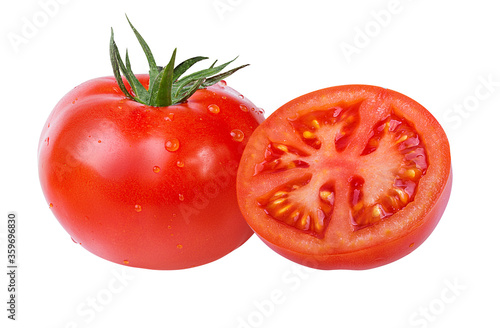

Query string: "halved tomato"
[[237, 85, 452, 270]]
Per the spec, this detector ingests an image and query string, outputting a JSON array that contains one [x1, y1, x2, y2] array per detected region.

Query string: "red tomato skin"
[[38, 75, 264, 269], [236, 85, 452, 270]]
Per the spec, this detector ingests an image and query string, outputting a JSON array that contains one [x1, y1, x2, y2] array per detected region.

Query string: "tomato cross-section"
[[237, 85, 452, 270]]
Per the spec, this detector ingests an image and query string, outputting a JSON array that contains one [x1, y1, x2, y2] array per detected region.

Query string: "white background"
[[1, 0, 499, 327]]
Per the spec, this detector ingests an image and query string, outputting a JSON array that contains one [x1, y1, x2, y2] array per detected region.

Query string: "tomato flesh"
[[237, 85, 452, 270]]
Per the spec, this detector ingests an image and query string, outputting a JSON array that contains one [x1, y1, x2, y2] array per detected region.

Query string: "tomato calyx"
[[109, 15, 248, 107]]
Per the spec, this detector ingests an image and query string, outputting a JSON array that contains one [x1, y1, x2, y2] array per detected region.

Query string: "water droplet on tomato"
[[49, 203, 54, 208], [165, 138, 180, 152], [177, 244, 183, 249], [179, 194, 185, 201], [44, 137, 49, 146], [71, 237, 78, 244], [176, 160, 184, 168], [135, 204, 142, 212], [47, 123, 50, 128], [239, 104, 249, 112], [97, 140, 102, 143], [230, 129, 245, 142], [123, 260, 129, 265], [218, 80, 227, 87], [208, 104, 220, 114], [238, 94, 244, 99], [165, 113, 175, 121], [153, 166, 161, 173]]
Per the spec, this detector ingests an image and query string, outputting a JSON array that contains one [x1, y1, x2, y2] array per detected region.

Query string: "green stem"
[[109, 16, 248, 107]]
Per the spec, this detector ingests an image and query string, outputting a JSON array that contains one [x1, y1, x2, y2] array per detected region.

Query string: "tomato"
[[38, 75, 263, 269], [237, 85, 452, 270], [38, 19, 264, 269]]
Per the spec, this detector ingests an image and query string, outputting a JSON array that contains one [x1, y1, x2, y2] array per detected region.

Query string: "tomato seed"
[[302, 131, 315, 139]]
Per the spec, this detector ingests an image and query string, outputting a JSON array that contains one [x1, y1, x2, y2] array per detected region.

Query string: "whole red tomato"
[[38, 20, 264, 269], [237, 85, 452, 270]]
